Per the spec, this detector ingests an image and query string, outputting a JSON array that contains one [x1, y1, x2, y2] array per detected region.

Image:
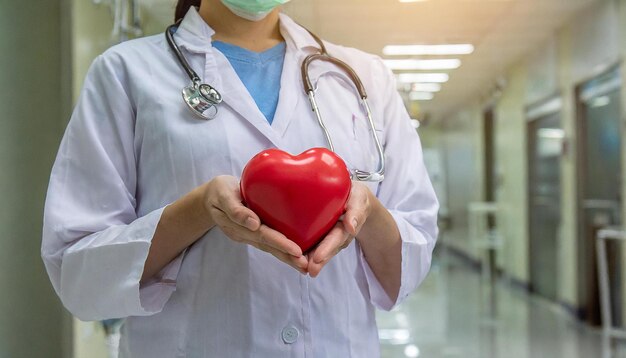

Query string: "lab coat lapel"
[[271, 14, 322, 139], [208, 51, 284, 148], [175, 7, 283, 148], [269, 41, 300, 138], [173, 8, 327, 149]]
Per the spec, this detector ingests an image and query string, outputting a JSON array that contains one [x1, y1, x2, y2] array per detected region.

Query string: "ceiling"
[[142, 0, 601, 120]]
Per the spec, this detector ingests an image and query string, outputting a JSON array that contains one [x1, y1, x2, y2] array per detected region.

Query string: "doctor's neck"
[[199, 0, 284, 53]]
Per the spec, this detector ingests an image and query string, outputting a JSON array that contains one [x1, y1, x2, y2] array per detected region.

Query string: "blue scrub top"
[[212, 41, 286, 124]]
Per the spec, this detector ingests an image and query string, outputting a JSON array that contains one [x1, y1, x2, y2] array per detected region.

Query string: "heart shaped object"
[[240, 148, 352, 253]]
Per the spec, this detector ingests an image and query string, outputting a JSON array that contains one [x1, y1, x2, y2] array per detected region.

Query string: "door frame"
[[482, 107, 498, 283], [483, 107, 496, 204]]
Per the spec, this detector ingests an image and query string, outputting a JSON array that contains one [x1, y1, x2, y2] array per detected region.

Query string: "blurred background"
[[2, 0, 626, 357]]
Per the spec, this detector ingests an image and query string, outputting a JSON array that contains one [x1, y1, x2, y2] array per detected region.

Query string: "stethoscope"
[[165, 23, 385, 182]]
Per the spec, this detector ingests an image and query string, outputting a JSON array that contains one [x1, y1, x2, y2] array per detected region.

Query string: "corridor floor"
[[377, 251, 625, 358]]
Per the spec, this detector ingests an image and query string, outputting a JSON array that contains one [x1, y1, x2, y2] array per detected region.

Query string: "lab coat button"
[[281, 326, 299, 344]]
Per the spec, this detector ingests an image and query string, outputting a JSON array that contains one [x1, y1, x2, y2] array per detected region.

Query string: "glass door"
[[577, 66, 622, 326], [527, 101, 563, 301]]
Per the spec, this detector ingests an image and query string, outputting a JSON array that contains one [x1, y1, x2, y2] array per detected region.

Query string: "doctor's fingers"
[[308, 223, 353, 277], [248, 225, 304, 257], [206, 175, 260, 231], [343, 183, 373, 236], [247, 241, 309, 274], [219, 222, 308, 273], [211, 192, 261, 232], [214, 212, 303, 257]]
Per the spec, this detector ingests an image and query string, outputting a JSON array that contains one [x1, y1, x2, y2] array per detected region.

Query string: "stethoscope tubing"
[[166, 21, 200, 85], [165, 22, 385, 182]]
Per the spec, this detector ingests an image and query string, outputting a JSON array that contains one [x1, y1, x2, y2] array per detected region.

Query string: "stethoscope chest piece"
[[182, 81, 222, 120], [167, 23, 223, 120], [166, 22, 384, 181]]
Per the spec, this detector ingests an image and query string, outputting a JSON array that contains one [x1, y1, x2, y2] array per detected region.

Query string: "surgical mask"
[[220, 0, 290, 21]]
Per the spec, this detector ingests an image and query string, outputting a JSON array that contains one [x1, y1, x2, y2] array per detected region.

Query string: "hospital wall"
[[71, 0, 173, 102], [0, 1, 72, 357], [434, 0, 624, 315]]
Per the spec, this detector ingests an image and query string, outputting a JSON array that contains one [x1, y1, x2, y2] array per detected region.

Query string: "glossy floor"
[[377, 251, 626, 358]]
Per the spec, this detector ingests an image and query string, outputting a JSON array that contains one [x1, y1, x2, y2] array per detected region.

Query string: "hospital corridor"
[[5, 0, 626, 357]]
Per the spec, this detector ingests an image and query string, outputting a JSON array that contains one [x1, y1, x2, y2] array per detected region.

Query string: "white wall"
[[439, 104, 485, 256], [493, 62, 529, 283]]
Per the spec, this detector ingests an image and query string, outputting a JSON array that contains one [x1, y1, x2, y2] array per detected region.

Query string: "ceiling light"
[[409, 92, 435, 101], [398, 0, 429, 2], [383, 59, 461, 70], [404, 344, 420, 357], [397, 73, 449, 83], [411, 83, 441, 92], [383, 44, 474, 56]]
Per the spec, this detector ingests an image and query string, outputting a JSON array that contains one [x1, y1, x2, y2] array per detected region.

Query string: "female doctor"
[[42, 0, 438, 356]]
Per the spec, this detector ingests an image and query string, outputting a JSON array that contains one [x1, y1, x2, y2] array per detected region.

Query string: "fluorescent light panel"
[[397, 73, 449, 83], [383, 59, 461, 70], [383, 44, 474, 56]]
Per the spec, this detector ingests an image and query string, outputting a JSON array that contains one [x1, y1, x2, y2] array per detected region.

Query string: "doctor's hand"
[[203, 176, 308, 274], [307, 182, 373, 277]]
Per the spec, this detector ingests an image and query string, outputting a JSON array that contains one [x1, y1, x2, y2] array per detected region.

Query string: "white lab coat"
[[42, 7, 438, 358]]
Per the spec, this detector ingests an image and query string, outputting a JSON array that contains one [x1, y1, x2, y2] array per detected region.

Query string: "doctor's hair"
[[175, 0, 201, 22]]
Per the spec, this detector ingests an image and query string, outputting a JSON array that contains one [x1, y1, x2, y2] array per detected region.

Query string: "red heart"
[[240, 148, 352, 253]]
